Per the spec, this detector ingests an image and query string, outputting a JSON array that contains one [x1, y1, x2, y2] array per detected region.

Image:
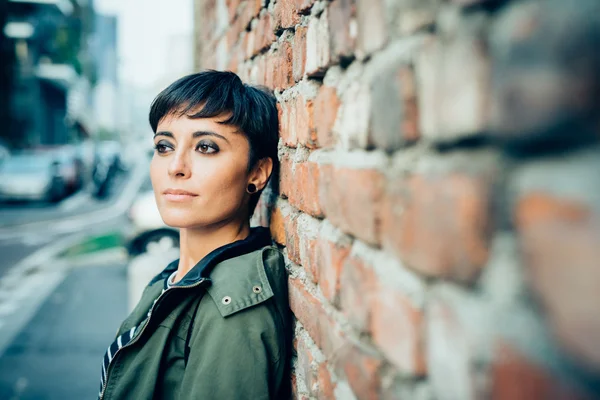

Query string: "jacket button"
[[252, 285, 262, 294], [222, 296, 232, 305]]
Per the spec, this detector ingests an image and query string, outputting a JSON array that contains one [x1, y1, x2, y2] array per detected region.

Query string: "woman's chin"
[[160, 211, 203, 229]]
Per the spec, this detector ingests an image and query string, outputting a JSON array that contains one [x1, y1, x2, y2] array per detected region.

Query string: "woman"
[[99, 70, 291, 400]]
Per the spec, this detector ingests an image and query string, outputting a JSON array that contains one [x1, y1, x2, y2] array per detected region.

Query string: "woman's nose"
[[167, 151, 191, 178]]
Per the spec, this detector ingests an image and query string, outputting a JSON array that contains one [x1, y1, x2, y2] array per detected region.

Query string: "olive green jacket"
[[100, 228, 291, 400]]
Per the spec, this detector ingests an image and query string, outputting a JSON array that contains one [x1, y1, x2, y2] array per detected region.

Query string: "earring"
[[247, 183, 257, 194]]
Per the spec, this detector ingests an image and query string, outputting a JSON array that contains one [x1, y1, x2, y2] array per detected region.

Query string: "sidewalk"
[[0, 263, 128, 400]]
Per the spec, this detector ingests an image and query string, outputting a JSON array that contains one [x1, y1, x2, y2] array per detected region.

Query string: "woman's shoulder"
[[203, 245, 288, 320]]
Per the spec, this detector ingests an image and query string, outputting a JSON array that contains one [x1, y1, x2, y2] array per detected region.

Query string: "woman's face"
[[150, 112, 252, 229]]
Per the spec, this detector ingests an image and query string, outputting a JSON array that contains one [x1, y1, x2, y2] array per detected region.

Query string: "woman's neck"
[[174, 221, 251, 283]]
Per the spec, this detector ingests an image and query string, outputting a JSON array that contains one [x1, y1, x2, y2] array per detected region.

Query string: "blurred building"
[[2, 0, 98, 149], [90, 12, 117, 138]]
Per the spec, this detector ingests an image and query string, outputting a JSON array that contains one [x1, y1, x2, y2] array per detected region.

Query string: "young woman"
[[99, 70, 291, 400]]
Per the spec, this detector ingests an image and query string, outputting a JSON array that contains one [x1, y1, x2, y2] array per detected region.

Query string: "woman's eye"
[[197, 143, 218, 154], [154, 143, 171, 154]]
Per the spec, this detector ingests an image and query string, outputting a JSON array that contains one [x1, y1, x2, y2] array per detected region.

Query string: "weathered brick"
[[317, 228, 351, 305], [273, 40, 294, 91], [516, 192, 600, 373], [278, 100, 297, 148], [334, 339, 383, 400], [292, 25, 308, 82], [492, 341, 594, 400], [339, 251, 377, 332], [415, 15, 490, 142], [305, 10, 331, 77], [392, 0, 440, 35], [334, 82, 370, 149], [427, 291, 478, 400], [298, 214, 320, 284], [488, 0, 600, 149], [226, 0, 242, 23], [294, 95, 316, 149], [274, 0, 302, 29], [253, 12, 277, 55], [296, 335, 318, 395], [297, 161, 323, 217], [369, 63, 420, 151], [371, 278, 425, 375], [270, 203, 287, 245], [317, 364, 336, 400], [320, 165, 384, 246], [356, 0, 387, 59], [289, 277, 325, 346], [381, 159, 494, 282], [328, 0, 357, 62], [313, 85, 341, 149]]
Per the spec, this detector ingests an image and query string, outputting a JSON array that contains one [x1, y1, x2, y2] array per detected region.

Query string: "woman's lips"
[[164, 193, 197, 202], [163, 189, 198, 202]]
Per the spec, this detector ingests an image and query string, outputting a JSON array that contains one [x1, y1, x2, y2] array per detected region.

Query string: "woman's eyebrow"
[[153, 131, 230, 144], [192, 131, 230, 144], [154, 131, 174, 139]]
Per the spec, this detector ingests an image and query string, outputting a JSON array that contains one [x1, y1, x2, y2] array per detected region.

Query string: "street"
[[0, 159, 148, 399]]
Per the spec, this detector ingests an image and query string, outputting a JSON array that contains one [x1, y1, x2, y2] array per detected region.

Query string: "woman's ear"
[[249, 157, 274, 191]]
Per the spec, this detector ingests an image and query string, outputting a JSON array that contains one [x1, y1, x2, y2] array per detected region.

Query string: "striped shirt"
[[99, 271, 177, 398]]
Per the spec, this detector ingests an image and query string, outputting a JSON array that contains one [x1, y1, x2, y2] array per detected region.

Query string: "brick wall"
[[194, 0, 600, 398]]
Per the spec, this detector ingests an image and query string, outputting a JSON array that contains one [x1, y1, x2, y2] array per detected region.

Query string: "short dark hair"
[[149, 70, 279, 218]]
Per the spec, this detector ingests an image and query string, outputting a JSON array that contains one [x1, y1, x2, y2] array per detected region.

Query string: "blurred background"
[[0, 0, 192, 398]]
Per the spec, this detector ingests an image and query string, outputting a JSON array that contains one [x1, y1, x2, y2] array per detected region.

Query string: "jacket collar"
[[150, 226, 273, 288]]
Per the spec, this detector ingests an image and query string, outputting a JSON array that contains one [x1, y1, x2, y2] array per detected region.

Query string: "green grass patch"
[[60, 231, 123, 258]]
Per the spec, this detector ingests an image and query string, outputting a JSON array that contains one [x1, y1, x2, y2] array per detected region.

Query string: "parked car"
[[125, 189, 179, 256], [93, 140, 124, 198], [32, 145, 85, 194], [55, 145, 85, 194], [0, 152, 66, 203], [0, 143, 9, 165]]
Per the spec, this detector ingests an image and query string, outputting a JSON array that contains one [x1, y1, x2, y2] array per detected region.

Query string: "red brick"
[[492, 341, 594, 400], [516, 193, 600, 372], [264, 52, 276, 92], [293, 26, 308, 82], [317, 363, 336, 400], [313, 85, 340, 149], [285, 209, 301, 264], [334, 340, 383, 400], [296, 335, 318, 395], [368, 64, 420, 151], [254, 12, 276, 55], [416, 29, 489, 142], [298, 222, 319, 284], [288, 277, 325, 349], [305, 11, 331, 77], [278, 99, 297, 148], [273, 40, 294, 91], [295, 95, 317, 148], [280, 94, 314, 148], [290, 161, 323, 217], [328, 0, 357, 61], [381, 171, 492, 282], [356, 0, 387, 58], [226, 0, 242, 23], [317, 238, 350, 305], [270, 205, 286, 246], [274, 0, 302, 29], [427, 294, 478, 399], [339, 252, 377, 332], [371, 280, 425, 375], [320, 166, 384, 246]]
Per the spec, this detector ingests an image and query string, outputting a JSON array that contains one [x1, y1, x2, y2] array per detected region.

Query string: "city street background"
[[0, 0, 193, 398]]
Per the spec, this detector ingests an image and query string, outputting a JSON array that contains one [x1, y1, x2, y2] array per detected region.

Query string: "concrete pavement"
[[0, 263, 128, 400]]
